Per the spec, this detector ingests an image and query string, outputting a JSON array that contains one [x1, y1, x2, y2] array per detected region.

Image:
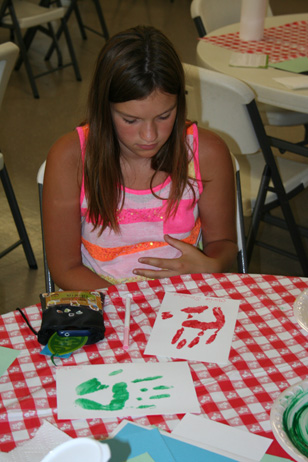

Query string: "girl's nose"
[[140, 122, 157, 142]]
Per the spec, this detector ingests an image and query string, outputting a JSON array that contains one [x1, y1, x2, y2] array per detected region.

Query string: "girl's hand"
[[132, 235, 223, 279]]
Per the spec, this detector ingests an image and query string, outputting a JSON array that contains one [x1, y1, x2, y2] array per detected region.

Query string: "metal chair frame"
[[0, 0, 81, 98]]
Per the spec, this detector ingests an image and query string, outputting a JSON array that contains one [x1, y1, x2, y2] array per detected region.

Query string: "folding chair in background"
[[0, 42, 37, 269], [0, 0, 82, 98], [183, 63, 308, 275]]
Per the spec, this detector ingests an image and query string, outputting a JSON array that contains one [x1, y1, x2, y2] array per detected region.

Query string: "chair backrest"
[[183, 63, 260, 155], [184, 63, 250, 272], [0, 42, 19, 109], [190, 0, 272, 37]]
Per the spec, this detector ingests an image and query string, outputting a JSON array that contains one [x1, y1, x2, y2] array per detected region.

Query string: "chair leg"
[[38, 184, 55, 293], [299, 123, 308, 146], [60, 16, 82, 81], [7, 4, 40, 97], [43, 0, 81, 81], [14, 27, 37, 71], [73, 1, 88, 40], [235, 170, 248, 273], [0, 164, 37, 269], [92, 0, 109, 39], [45, 0, 77, 60], [246, 164, 271, 264], [46, 22, 63, 67]]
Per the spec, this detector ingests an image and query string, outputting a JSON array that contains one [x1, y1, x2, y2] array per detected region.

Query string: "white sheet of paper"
[[273, 76, 308, 89], [172, 414, 272, 462], [0, 421, 72, 462], [56, 362, 200, 420], [144, 293, 240, 364], [229, 52, 268, 68]]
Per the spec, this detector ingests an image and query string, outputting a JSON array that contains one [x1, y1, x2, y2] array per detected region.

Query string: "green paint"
[[131, 376, 163, 383], [137, 405, 156, 409], [74, 374, 173, 413], [109, 369, 123, 376], [75, 382, 129, 411], [76, 378, 109, 396], [48, 332, 87, 365], [153, 385, 173, 390], [282, 387, 308, 457], [149, 394, 171, 400]]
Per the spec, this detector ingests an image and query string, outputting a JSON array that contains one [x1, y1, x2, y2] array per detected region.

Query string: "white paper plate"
[[270, 379, 308, 462], [41, 438, 111, 462], [294, 289, 308, 332]]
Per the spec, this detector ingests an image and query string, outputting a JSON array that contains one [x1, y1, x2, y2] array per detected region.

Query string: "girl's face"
[[110, 89, 177, 161]]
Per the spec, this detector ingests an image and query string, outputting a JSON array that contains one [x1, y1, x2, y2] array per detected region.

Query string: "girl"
[[43, 26, 237, 290]]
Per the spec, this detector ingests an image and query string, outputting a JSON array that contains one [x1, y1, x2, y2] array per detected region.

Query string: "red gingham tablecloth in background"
[[0, 273, 308, 457], [201, 20, 308, 63]]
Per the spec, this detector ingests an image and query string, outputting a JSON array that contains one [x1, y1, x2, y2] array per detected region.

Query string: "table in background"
[[0, 273, 308, 457], [196, 14, 308, 114]]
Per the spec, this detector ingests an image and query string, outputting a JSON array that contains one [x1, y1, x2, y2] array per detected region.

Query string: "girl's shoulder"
[[45, 130, 82, 186], [47, 130, 81, 165], [197, 126, 233, 181]]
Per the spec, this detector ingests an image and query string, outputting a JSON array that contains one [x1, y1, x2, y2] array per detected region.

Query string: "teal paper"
[[128, 453, 155, 462], [269, 57, 308, 74], [40, 344, 71, 358], [0, 346, 20, 377], [106, 422, 239, 462], [261, 455, 292, 462]]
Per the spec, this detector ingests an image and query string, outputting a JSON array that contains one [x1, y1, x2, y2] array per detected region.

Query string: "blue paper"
[[106, 426, 175, 462], [162, 433, 238, 462], [106, 422, 239, 462]]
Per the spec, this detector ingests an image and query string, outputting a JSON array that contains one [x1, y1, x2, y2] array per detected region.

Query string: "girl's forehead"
[[112, 90, 177, 116]]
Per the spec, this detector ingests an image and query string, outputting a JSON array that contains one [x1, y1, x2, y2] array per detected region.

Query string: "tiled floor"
[[0, 0, 308, 314]]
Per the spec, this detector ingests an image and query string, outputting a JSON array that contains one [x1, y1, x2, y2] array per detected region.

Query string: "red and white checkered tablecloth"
[[0, 273, 308, 457], [201, 20, 308, 63]]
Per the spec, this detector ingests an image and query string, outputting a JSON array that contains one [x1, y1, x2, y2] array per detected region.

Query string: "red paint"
[[177, 339, 187, 349], [161, 312, 173, 319], [171, 327, 184, 344], [171, 306, 226, 348], [182, 305, 209, 314], [188, 336, 200, 348]]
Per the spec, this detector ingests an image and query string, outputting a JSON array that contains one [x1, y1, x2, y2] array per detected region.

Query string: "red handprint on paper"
[[162, 305, 225, 349]]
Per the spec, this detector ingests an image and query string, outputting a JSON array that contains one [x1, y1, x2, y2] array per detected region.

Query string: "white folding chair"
[[183, 63, 308, 275], [0, 0, 81, 98], [190, 0, 308, 145], [0, 42, 37, 268]]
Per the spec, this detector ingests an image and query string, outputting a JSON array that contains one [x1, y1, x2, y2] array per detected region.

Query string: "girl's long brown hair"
[[84, 25, 192, 234]]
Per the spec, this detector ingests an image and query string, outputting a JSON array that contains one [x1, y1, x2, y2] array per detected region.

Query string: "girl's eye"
[[158, 113, 171, 121], [123, 118, 136, 124]]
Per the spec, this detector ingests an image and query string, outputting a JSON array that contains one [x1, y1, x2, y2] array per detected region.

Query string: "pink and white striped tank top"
[[78, 123, 203, 285]]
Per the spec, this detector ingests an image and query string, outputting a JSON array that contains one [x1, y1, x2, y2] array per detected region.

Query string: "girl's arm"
[[197, 127, 238, 272], [133, 127, 238, 277], [43, 131, 111, 290]]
